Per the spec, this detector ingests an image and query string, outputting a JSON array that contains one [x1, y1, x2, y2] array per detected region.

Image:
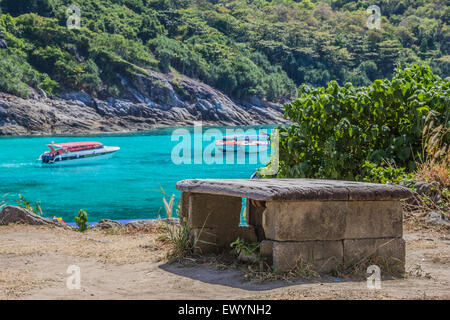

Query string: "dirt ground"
[[0, 222, 449, 300]]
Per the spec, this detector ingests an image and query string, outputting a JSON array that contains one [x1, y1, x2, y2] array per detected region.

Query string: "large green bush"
[[275, 64, 450, 180]]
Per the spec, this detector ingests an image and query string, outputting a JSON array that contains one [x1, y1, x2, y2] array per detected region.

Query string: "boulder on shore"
[[125, 220, 156, 228], [0, 205, 70, 228], [91, 219, 122, 229], [124, 218, 178, 228]]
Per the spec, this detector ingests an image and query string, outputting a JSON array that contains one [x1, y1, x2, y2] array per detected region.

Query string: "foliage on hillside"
[[274, 64, 449, 180], [0, 0, 448, 100]]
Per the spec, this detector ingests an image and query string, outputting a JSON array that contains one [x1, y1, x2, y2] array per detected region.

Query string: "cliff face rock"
[[0, 70, 288, 135]]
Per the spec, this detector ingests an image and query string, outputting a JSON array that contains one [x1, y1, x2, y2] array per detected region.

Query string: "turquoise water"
[[0, 125, 275, 222]]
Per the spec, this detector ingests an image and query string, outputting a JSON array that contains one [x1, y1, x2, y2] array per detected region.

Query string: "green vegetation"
[[16, 194, 42, 215], [362, 161, 413, 184], [0, 0, 448, 101], [161, 218, 194, 260], [74, 209, 89, 231], [230, 237, 261, 259], [274, 64, 449, 180]]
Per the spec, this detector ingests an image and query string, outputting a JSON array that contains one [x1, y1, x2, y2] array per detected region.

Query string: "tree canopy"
[[0, 0, 448, 99]]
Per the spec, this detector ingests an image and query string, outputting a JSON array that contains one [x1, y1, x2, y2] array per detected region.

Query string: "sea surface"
[[0, 125, 276, 222]]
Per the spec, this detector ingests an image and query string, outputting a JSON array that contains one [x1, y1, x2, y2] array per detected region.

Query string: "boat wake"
[[0, 162, 36, 168]]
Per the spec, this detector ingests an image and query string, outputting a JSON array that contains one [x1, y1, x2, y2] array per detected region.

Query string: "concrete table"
[[176, 178, 412, 273]]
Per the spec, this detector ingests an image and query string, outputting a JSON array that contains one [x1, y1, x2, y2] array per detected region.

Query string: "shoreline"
[[0, 122, 285, 138], [66, 217, 175, 228]]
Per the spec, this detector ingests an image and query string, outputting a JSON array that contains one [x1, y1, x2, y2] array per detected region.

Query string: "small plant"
[[230, 237, 261, 259], [160, 204, 214, 261], [293, 259, 318, 279], [16, 194, 42, 215], [163, 194, 175, 219], [160, 204, 193, 259], [75, 209, 90, 232], [153, 185, 176, 219]]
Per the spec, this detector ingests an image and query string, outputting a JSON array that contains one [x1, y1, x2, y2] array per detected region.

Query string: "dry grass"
[[415, 113, 450, 189], [331, 254, 404, 279], [402, 114, 450, 226], [415, 155, 450, 189], [242, 259, 320, 283]]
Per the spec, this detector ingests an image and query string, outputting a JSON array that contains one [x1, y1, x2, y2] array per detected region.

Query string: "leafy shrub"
[[230, 237, 261, 259], [75, 209, 90, 232], [274, 64, 450, 180], [362, 161, 413, 184]]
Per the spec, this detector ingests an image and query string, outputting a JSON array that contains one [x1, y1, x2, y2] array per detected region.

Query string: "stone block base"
[[260, 240, 343, 273], [343, 238, 405, 273], [191, 226, 258, 253], [262, 200, 403, 241], [188, 193, 242, 229], [260, 237, 405, 274]]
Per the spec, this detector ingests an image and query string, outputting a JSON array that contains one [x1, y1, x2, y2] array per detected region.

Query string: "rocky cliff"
[[0, 70, 288, 135]]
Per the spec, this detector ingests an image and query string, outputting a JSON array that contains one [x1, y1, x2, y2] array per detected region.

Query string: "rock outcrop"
[[91, 219, 122, 230], [124, 218, 178, 228], [414, 181, 442, 204], [425, 211, 450, 226], [0, 70, 288, 135], [0, 205, 70, 228]]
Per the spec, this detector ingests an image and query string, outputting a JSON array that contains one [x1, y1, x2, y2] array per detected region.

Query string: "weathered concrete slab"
[[262, 200, 403, 241], [344, 201, 403, 239], [187, 193, 242, 229], [180, 191, 191, 220], [343, 238, 405, 273], [262, 201, 346, 241], [177, 179, 412, 201], [260, 240, 343, 273]]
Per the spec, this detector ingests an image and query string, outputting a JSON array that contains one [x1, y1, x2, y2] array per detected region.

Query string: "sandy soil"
[[0, 223, 449, 300]]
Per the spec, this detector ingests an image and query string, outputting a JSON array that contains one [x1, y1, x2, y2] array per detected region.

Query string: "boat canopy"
[[52, 141, 103, 148], [47, 141, 103, 153]]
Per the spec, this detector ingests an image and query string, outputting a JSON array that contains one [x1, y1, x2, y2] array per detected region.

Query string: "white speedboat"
[[214, 134, 269, 154], [38, 141, 120, 164]]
